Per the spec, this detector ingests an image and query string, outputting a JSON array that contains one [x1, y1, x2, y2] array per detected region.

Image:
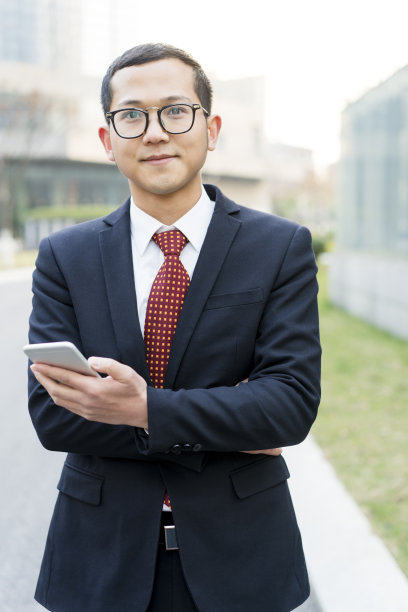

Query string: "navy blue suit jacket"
[[28, 184, 321, 612]]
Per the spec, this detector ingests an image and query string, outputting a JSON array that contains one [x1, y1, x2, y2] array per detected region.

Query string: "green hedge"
[[312, 233, 333, 260], [24, 205, 116, 222]]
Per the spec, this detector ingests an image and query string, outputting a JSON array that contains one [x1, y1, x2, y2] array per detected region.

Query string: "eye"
[[120, 109, 144, 121], [165, 104, 189, 117]]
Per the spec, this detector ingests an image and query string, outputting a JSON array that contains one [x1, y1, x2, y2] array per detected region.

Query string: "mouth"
[[142, 154, 176, 166]]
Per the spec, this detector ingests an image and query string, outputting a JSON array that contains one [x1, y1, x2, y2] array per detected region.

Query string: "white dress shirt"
[[129, 188, 215, 334]]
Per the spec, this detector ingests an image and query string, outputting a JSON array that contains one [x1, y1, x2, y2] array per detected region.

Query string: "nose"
[[142, 110, 169, 144]]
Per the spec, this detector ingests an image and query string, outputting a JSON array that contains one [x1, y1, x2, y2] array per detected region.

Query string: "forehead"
[[109, 58, 197, 109]]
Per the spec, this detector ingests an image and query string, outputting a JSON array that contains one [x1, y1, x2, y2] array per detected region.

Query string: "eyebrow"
[[115, 95, 194, 108]]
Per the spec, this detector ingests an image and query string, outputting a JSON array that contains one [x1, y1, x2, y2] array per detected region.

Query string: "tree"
[[0, 88, 69, 235]]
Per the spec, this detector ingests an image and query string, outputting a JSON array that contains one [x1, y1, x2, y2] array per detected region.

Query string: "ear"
[[98, 125, 115, 162], [207, 114, 222, 152]]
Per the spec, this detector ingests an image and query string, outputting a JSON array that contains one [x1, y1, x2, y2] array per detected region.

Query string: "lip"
[[142, 154, 176, 166]]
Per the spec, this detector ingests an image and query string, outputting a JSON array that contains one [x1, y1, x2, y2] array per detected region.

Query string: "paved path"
[[285, 439, 408, 611], [0, 271, 64, 611]]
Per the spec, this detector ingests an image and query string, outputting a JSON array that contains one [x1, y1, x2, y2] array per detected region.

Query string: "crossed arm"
[[30, 358, 282, 456]]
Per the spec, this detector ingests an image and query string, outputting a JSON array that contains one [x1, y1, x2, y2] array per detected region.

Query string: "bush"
[[24, 204, 116, 223], [312, 233, 333, 260]]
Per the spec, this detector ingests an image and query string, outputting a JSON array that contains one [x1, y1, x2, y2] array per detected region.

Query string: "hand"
[[30, 357, 148, 428]]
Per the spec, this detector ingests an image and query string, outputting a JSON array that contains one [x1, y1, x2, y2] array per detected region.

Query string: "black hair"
[[101, 43, 213, 117]]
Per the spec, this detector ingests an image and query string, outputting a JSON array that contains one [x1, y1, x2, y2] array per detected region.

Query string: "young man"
[[28, 43, 321, 612]]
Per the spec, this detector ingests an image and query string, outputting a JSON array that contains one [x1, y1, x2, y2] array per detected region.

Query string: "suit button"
[[182, 444, 193, 451], [193, 444, 202, 452], [171, 444, 182, 455]]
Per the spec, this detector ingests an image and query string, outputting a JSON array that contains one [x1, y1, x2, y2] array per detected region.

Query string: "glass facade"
[[0, 0, 81, 72], [339, 66, 408, 256], [0, 0, 37, 63]]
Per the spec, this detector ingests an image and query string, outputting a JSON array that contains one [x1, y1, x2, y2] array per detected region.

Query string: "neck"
[[130, 183, 202, 226]]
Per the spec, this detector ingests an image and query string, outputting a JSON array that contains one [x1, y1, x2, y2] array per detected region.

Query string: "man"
[[28, 43, 321, 612]]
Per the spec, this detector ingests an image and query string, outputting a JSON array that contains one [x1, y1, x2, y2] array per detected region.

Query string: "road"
[[0, 270, 321, 612], [0, 272, 64, 611]]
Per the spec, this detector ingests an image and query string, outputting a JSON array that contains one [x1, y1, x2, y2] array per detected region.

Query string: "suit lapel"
[[99, 201, 150, 380], [164, 188, 241, 388], [98, 189, 241, 388]]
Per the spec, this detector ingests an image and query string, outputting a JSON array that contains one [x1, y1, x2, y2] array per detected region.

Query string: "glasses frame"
[[105, 103, 209, 139]]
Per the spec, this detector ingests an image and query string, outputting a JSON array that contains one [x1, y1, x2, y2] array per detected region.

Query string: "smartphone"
[[23, 341, 100, 377]]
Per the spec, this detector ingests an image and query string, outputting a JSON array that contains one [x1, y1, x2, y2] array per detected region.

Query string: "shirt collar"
[[130, 188, 215, 255]]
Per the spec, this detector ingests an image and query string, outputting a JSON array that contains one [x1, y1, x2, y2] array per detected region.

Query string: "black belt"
[[159, 512, 179, 551]]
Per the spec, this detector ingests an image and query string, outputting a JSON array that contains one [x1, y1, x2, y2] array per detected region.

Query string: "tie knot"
[[153, 229, 188, 257]]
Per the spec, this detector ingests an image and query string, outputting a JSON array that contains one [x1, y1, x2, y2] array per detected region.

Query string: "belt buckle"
[[164, 525, 179, 551]]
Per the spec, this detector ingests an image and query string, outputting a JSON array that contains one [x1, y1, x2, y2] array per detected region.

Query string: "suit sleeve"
[[146, 225, 321, 453], [28, 237, 149, 458]]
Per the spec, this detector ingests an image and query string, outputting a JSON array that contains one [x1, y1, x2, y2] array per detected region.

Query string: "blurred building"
[[0, 0, 81, 71], [266, 143, 333, 234], [204, 75, 273, 212], [0, 2, 331, 244], [330, 65, 408, 339], [0, 63, 328, 242], [204, 76, 333, 233]]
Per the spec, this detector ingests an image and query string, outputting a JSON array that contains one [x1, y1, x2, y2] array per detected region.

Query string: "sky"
[[82, 0, 408, 168]]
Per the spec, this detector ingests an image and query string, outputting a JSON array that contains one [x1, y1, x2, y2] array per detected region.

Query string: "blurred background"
[[0, 0, 407, 610]]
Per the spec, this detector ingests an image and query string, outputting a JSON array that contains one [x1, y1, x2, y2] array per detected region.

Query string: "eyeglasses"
[[105, 103, 209, 139]]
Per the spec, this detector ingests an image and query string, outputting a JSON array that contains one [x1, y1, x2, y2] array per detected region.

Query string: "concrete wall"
[[329, 251, 408, 340], [331, 65, 408, 340]]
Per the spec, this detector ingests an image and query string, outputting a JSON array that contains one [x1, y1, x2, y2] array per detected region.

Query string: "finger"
[[30, 364, 102, 410], [30, 365, 68, 394], [88, 357, 135, 382], [30, 367, 80, 409], [235, 378, 249, 386], [241, 448, 283, 456], [31, 363, 87, 388]]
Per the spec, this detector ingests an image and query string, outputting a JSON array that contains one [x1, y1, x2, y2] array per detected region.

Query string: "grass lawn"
[[314, 264, 408, 576], [0, 249, 37, 270]]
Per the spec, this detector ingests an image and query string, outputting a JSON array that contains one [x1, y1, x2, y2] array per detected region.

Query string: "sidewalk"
[[0, 266, 34, 284], [285, 436, 408, 612]]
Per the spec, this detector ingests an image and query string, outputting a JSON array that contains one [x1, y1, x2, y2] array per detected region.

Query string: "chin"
[[147, 177, 195, 197]]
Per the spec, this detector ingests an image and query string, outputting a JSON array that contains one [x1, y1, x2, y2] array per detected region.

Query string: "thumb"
[[88, 357, 133, 382]]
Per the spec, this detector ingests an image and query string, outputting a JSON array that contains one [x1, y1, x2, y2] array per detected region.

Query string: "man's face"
[[99, 58, 220, 204]]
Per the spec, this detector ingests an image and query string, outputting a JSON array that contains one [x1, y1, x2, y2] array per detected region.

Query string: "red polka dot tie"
[[144, 230, 190, 389], [144, 230, 190, 509]]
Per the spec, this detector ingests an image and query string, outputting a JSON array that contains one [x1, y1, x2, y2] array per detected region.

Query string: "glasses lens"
[[113, 109, 146, 138], [160, 104, 194, 134]]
